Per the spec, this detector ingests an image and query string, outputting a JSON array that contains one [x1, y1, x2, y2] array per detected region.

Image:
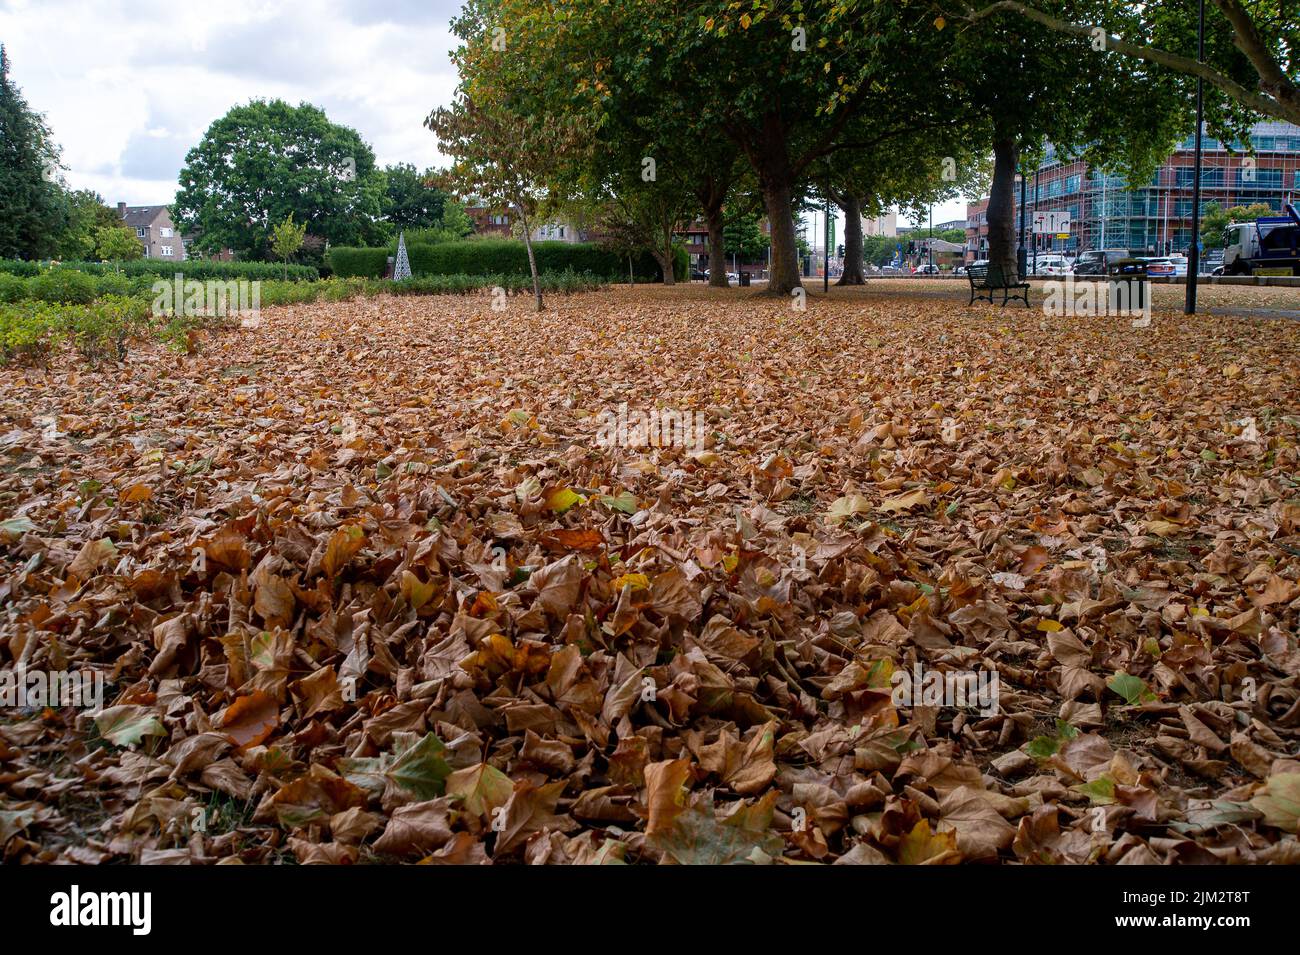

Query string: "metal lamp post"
[[1186, 0, 1206, 315], [1016, 171, 1026, 279]]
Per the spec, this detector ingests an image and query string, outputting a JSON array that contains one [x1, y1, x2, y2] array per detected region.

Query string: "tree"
[[270, 213, 307, 279], [382, 163, 449, 230], [94, 225, 144, 262], [813, 115, 987, 284], [723, 209, 771, 265], [1200, 200, 1276, 248], [963, 0, 1300, 127], [174, 100, 386, 260], [427, 93, 586, 311], [886, 0, 1206, 280], [0, 46, 67, 259], [450, 0, 744, 288], [55, 190, 122, 260]]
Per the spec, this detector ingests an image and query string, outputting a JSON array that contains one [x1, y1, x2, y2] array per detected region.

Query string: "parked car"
[[691, 268, 709, 281], [1144, 257, 1177, 277], [1167, 254, 1189, 277], [878, 264, 903, 275], [1073, 249, 1137, 275], [1030, 254, 1069, 276], [915, 263, 940, 274]]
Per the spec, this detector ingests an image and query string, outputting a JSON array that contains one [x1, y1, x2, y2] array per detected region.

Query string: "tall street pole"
[[1017, 171, 1027, 279], [824, 193, 830, 293], [1186, 0, 1206, 314]]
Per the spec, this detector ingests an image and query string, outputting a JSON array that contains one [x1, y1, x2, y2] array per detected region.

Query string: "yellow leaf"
[[826, 494, 871, 523], [879, 489, 929, 514], [544, 487, 583, 513], [613, 572, 650, 592]]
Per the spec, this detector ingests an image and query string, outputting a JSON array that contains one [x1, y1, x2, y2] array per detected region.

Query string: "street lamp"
[[1015, 171, 1026, 279], [1186, 0, 1206, 315]]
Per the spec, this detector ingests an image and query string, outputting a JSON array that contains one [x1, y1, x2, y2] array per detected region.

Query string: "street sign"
[[1032, 211, 1070, 235]]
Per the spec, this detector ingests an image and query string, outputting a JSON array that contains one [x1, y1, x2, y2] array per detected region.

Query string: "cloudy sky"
[[1, 0, 967, 228], [0, 0, 464, 205]]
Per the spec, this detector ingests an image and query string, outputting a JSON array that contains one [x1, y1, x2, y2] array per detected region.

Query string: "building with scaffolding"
[[965, 121, 1300, 261]]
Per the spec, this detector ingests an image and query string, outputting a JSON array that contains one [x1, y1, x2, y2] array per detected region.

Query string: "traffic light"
[[837, 244, 844, 257]]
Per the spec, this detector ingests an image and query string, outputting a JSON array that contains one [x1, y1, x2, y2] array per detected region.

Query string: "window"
[[161, 246, 173, 257], [135, 227, 146, 237], [160, 227, 173, 238]]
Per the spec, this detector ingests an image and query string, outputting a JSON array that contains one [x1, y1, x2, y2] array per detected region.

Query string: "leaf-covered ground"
[[2, 286, 1299, 864]]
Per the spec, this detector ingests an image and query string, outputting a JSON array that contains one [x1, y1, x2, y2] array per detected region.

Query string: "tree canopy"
[[174, 99, 386, 259]]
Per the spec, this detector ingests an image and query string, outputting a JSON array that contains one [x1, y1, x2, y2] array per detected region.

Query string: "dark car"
[[691, 268, 709, 281], [1072, 249, 1137, 275]]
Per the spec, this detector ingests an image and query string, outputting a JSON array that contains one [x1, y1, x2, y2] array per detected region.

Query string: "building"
[[964, 198, 990, 261], [674, 216, 773, 274], [118, 204, 185, 260], [465, 204, 514, 238], [934, 219, 966, 233], [1013, 120, 1300, 258], [863, 211, 897, 237]]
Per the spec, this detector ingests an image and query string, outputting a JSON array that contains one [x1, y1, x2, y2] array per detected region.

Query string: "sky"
[[1, 0, 970, 229]]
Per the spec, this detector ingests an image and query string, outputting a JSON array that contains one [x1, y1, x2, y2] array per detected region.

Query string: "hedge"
[[327, 240, 683, 282], [0, 259, 319, 282], [327, 247, 391, 279]]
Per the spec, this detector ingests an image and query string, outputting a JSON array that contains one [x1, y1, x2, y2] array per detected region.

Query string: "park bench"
[[966, 262, 1030, 307]]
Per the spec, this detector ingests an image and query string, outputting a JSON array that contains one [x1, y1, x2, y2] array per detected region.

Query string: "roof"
[[119, 206, 170, 227]]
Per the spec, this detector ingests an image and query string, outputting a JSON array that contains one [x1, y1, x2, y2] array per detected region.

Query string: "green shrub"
[[257, 281, 320, 307], [329, 241, 663, 281], [62, 295, 150, 363], [326, 247, 390, 279], [381, 270, 605, 296], [0, 302, 63, 364], [95, 272, 132, 298], [0, 273, 28, 303], [30, 269, 98, 305], [0, 258, 318, 282]]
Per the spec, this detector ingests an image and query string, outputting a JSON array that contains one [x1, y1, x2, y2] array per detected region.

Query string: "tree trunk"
[[659, 224, 676, 286], [517, 207, 543, 312], [836, 195, 866, 285], [704, 202, 728, 288], [745, 116, 801, 295], [762, 181, 801, 294], [987, 136, 1020, 282]]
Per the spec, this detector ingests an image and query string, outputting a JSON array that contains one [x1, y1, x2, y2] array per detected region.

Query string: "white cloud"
[[0, 0, 464, 204]]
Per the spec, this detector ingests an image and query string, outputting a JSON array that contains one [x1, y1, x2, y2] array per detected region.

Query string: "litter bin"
[[738, 271, 750, 287], [1107, 257, 1148, 315]]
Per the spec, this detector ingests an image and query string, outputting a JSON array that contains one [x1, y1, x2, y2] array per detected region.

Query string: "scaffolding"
[[1024, 121, 1300, 256]]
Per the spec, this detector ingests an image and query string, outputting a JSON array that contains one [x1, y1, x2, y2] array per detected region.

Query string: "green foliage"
[[0, 46, 67, 259], [94, 224, 144, 262], [1200, 201, 1279, 249], [381, 163, 449, 230], [54, 190, 122, 261], [270, 213, 307, 278], [174, 99, 386, 259], [64, 295, 149, 363], [326, 246, 390, 278], [0, 272, 27, 303], [723, 211, 770, 262], [329, 241, 661, 280], [0, 301, 62, 364], [30, 268, 97, 305], [0, 258, 318, 282]]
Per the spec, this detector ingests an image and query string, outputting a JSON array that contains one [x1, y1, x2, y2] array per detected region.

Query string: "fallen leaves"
[[1, 287, 1298, 865]]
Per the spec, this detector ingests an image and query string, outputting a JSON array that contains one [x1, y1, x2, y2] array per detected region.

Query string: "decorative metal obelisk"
[[393, 231, 412, 281]]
